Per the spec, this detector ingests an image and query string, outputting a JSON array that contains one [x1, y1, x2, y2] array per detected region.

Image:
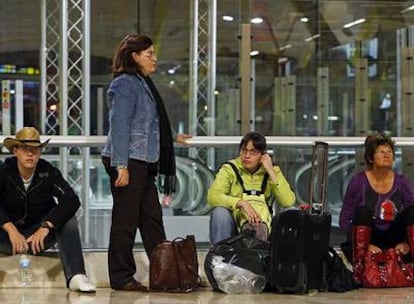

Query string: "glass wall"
[[1, 1, 414, 136]]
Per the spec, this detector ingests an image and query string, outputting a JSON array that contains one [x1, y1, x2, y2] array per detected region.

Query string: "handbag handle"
[[216, 229, 255, 245], [171, 234, 194, 244]]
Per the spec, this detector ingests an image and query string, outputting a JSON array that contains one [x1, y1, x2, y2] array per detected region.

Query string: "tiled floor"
[[2, 248, 414, 304], [3, 287, 414, 304]]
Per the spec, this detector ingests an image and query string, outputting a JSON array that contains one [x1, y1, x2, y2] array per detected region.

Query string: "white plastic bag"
[[211, 256, 266, 294]]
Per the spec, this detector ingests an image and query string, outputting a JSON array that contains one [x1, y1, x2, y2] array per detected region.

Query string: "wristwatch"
[[116, 165, 127, 170], [40, 221, 51, 230]]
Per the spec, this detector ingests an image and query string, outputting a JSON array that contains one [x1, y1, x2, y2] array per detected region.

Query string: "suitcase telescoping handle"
[[308, 141, 329, 215]]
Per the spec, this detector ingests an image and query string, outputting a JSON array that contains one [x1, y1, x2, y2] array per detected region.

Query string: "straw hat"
[[3, 127, 50, 153]]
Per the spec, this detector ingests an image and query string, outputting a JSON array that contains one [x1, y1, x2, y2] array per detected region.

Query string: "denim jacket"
[[101, 73, 160, 167]]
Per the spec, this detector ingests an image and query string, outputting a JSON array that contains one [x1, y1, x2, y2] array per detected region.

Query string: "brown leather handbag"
[[149, 235, 200, 292]]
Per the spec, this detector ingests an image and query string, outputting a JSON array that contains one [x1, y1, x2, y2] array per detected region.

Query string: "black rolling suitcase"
[[269, 141, 331, 294]]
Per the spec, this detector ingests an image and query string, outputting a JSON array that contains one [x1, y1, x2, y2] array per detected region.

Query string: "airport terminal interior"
[[2, 0, 414, 303]]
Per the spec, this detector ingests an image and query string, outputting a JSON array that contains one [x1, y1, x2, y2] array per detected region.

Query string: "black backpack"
[[324, 247, 359, 292]]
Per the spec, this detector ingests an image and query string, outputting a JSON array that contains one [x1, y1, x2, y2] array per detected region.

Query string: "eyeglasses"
[[142, 50, 157, 60], [240, 148, 262, 156], [17, 146, 41, 154], [375, 150, 393, 156]]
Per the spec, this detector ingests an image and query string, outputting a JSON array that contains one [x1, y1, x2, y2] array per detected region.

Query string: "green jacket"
[[207, 157, 296, 231]]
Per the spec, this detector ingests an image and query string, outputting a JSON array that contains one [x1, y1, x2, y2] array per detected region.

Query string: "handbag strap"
[[216, 228, 255, 245]]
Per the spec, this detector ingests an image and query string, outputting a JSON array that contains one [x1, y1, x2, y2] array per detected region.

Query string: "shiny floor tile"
[[2, 287, 414, 304]]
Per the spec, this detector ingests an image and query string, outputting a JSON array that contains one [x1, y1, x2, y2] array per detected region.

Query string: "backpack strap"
[[226, 161, 269, 195], [260, 172, 269, 194], [226, 162, 246, 192]]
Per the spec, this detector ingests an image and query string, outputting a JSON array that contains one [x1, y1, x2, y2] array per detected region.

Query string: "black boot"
[[407, 225, 414, 260]]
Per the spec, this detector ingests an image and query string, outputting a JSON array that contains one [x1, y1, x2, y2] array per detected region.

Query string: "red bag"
[[362, 248, 414, 288]]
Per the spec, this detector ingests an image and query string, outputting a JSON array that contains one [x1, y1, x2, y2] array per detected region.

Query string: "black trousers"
[[102, 157, 166, 289], [342, 205, 414, 263], [353, 205, 414, 249]]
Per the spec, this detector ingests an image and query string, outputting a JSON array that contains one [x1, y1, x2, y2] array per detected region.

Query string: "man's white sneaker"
[[69, 274, 96, 293]]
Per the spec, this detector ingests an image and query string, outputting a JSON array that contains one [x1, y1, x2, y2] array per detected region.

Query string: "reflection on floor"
[[3, 287, 414, 304]]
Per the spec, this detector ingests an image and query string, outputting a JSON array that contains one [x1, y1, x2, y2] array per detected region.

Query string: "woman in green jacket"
[[208, 131, 296, 244]]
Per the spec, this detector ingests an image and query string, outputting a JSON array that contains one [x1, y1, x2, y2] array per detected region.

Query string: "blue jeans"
[[209, 206, 295, 244], [0, 217, 86, 287], [209, 207, 237, 244]]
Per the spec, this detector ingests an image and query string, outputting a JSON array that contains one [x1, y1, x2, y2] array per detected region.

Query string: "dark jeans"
[[0, 217, 86, 286], [102, 157, 166, 289]]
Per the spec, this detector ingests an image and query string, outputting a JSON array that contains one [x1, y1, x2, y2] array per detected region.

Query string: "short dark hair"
[[238, 131, 267, 152], [112, 34, 153, 77], [364, 133, 395, 167]]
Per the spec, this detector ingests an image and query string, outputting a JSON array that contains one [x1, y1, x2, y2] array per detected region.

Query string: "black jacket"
[[0, 157, 80, 230]]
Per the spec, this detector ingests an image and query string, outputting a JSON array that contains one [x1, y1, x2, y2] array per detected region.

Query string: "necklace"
[[366, 170, 393, 194]]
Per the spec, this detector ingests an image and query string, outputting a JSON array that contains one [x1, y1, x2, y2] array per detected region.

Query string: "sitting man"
[[0, 127, 95, 292], [207, 131, 296, 244]]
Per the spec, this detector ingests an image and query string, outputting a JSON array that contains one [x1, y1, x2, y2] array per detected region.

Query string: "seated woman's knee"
[[210, 207, 233, 222]]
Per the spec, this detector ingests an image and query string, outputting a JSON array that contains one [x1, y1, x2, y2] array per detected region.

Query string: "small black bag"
[[325, 247, 358, 292], [204, 230, 270, 291]]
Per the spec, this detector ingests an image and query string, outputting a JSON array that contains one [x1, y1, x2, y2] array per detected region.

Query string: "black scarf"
[[143, 76, 176, 194]]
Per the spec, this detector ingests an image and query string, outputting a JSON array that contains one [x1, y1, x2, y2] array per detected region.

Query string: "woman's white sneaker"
[[69, 274, 96, 293]]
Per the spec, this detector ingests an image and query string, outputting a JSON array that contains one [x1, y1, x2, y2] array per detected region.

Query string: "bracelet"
[[116, 165, 127, 170], [40, 221, 51, 230]]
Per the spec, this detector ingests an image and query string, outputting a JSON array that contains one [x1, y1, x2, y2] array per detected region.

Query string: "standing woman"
[[101, 34, 191, 291]]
